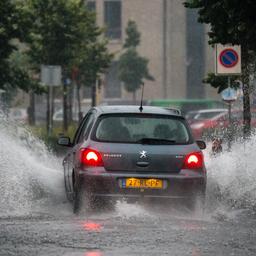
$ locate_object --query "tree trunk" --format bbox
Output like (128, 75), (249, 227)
(76, 82), (83, 123)
(46, 87), (50, 134)
(68, 85), (73, 123)
(242, 82), (251, 138)
(241, 47), (251, 138)
(28, 91), (35, 125)
(51, 87), (55, 127)
(91, 82), (96, 107)
(63, 83), (68, 132)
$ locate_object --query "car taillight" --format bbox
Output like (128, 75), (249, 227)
(80, 148), (103, 167)
(183, 152), (203, 169)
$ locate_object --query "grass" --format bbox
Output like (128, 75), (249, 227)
(29, 123), (78, 154)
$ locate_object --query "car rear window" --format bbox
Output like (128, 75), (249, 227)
(93, 114), (191, 144)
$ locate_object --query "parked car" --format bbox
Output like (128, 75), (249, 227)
(58, 105), (207, 214)
(190, 109), (254, 139)
(186, 108), (228, 125)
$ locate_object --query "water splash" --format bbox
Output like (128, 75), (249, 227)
(206, 136), (256, 211)
(0, 115), (65, 216)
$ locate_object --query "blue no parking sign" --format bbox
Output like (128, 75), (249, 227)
(215, 44), (241, 75)
(219, 49), (239, 68)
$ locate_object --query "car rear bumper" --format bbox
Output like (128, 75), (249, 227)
(78, 168), (206, 199)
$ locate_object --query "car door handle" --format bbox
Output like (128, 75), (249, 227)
(136, 161), (149, 167)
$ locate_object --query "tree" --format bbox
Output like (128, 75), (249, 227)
(123, 20), (140, 48)
(25, 0), (102, 65)
(75, 41), (113, 111)
(0, 0), (44, 118)
(0, 0), (22, 89)
(184, 0), (256, 137)
(0, 1), (32, 92)
(118, 20), (154, 101)
(9, 48), (46, 125)
(202, 73), (240, 93)
(24, 0), (112, 130)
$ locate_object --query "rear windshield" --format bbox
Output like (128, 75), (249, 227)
(93, 114), (191, 144)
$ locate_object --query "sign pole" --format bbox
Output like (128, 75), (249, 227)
(41, 65), (62, 137)
(227, 77), (232, 151)
(49, 85), (53, 136)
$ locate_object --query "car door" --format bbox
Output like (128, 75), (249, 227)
(63, 121), (85, 199)
(64, 111), (96, 197)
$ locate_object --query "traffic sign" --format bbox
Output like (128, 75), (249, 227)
(41, 65), (62, 86)
(215, 44), (241, 75)
(64, 78), (71, 85)
(219, 49), (238, 68)
(221, 87), (238, 102)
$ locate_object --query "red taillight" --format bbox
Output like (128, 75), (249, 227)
(80, 148), (103, 166)
(183, 152), (203, 169)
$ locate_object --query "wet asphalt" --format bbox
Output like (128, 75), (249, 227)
(1, 202), (256, 256)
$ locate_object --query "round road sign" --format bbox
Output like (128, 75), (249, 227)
(221, 87), (237, 102)
(219, 48), (239, 68)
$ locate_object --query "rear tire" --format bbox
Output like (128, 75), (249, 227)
(73, 179), (87, 214)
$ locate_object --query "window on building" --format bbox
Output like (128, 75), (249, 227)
(87, 1), (96, 12)
(104, 1), (122, 39)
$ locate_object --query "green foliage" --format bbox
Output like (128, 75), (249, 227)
(0, 0), (45, 98)
(0, 0), (29, 89)
(25, 0), (112, 88)
(0, 0), (112, 99)
(203, 73), (240, 93)
(119, 49), (154, 92)
(118, 21), (154, 96)
(0, 0), (23, 62)
(183, 0), (256, 51)
(124, 20), (140, 48)
(76, 39), (113, 87)
(9, 50), (46, 94)
(25, 0), (94, 65)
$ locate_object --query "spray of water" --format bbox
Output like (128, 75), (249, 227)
(0, 115), (65, 216)
(206, 137), (256, 212)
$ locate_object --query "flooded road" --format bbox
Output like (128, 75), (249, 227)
(1, 119), (256, 256)
(1, 205), (256, 256)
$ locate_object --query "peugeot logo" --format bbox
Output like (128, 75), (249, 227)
(139, 150), (147, 158)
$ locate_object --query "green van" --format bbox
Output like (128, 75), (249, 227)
(148, 99), (225, 115)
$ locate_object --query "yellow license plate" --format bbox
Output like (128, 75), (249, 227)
(125, 178), (163, 189)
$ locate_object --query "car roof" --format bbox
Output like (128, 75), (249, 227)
(189, 108), (227, 114)
(94, 105), (182, 116)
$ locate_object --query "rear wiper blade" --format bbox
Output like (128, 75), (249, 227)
(136, 138), (176, 145)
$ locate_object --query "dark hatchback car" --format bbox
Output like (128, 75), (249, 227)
(58, 106), (207, 213)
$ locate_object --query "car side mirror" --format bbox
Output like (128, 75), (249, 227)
(57, 136), (72, 147)
(196, 140), (206, 150)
